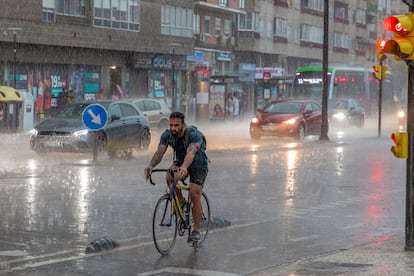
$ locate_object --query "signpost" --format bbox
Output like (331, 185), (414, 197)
(82, 104), (108, 161)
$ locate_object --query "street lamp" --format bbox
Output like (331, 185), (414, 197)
(7, 28), (22, 88)
(172, 47), (176, 111)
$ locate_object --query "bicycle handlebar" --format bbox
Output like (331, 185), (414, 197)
(147, 168), (188, 186)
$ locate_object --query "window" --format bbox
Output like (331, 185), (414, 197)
(215, 17), (221, 37)
(204, 16), (211, 34)
(94, 0), (140, 31)
(333, 32), (349, 49)
(239, 0), (245, 9)
(302, 0), (323, 12)
(56, 0), (86, 16)
(355, 8), (366, 25)
(224, 19), (231, 36)
(273, 17), (287, 37)
(300, 24), (323, 44)
(238, 12), (259, 31)
(334, 1), (348, 23)
(219, 0), (228, 6)
(194, 14), (200, 34)
(161, 5), (193, 37)
(42, 0), (55, 22)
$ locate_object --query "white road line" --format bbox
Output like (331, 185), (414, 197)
(227, 246), (266, 257)
(137, 267), (241, 276)
(288, 234), (320, 242)
(343, 223), (364, 230)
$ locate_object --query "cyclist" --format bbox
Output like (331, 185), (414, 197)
(144, 111), (209, 241)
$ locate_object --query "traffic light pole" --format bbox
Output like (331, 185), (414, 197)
(378, 60), (383, 138)
(406, 5), (414, 252)
(406, 59), (414, 250)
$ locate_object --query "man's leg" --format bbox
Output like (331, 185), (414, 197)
(190, 182), (202, 239)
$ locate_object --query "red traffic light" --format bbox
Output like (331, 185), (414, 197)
(384, 16), (410, 35)
(391, 132), (398, 144)
(383, 14), (414, 36)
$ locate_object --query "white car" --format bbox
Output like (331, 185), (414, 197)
(131, 99), (172, 130)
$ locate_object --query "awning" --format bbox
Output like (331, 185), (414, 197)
(0, 86), (23, 102)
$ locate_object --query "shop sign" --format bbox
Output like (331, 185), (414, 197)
(215, 52), (233, 61)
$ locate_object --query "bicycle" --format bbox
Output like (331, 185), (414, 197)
(148, 168), (211, 255)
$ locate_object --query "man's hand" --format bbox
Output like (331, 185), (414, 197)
(178, 167), (188, 180)
(144, 167), (152, 180)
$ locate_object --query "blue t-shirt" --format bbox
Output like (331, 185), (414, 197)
(160, 127), (208, 169)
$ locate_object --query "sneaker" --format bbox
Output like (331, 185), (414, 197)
(190, 230), (200, 241)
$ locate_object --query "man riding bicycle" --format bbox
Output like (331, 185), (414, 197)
(144, 111), (209, 241)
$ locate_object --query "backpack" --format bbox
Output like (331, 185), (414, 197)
(167, 125), (207, 150)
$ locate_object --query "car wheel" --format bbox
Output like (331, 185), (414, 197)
(297, 124), (305, 141)
(359, 116), (365, 128)
(95, 132), (107, 154)
(139, 129), (151, 150)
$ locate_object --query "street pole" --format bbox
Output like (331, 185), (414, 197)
(378, 59), (384, 138)
(320, 0), (329, 141)
(406, 4), (414, 252)
(7, 28), (22, 88)
(13, 31), (16, 88)
(172, 48), (176, 111)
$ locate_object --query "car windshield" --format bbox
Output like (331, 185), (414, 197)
(55, 103), (91, 119)
(55, 102), (111, 119)
(263, 102), (303, 114)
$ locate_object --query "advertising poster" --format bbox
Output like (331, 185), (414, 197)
(209, 84), (225, 120)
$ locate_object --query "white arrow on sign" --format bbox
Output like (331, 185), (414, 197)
(88, 109), (102, 125)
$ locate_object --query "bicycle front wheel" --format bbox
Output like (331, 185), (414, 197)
(152, 194), (178, 255)
(193, 191), (211, 247)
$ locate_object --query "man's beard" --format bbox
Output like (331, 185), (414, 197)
(171, 128), (182, 137)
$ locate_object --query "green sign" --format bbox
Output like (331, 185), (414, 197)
(215, 52), (233, 61)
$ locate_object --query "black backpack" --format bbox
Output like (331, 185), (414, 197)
(167, 125), (206, 150)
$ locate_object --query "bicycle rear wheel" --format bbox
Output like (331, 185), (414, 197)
(152, 194), (177, 255)
(190, 191), (211, 247)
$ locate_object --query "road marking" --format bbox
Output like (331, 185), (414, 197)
(227, 246), (266, 257)
(137, 267), (241, 276)
(343, 223), (364, 230)
(288, 234), (320, 242)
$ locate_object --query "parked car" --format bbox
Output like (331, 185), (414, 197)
(328, 98), (365, 128)
(29, 100), (151, 157)
(131, 98), (171, 130)
(250, 99), (324, 140)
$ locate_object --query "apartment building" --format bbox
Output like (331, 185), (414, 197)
(0, 0), (409, 122)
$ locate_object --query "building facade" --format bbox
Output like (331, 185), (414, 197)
(0, 0), (409, 124)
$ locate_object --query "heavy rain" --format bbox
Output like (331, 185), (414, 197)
(0, 0), (411, 275)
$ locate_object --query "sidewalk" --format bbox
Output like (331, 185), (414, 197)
(251, 234), (414, 275)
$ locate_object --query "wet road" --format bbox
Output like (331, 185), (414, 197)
(0, 117), (406, 275)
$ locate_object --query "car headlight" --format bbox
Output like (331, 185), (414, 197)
(29, 128), (38, 136)
(74, 129), (89, 137)
(284, 117), (298, 125)
(251, 117), (259, 124)
(398, 110), (405, 118)
(333, 112), (346, 121)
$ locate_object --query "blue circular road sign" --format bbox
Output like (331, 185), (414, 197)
(82, 104), (108, 131)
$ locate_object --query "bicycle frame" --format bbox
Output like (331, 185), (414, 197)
(150, 169), (191, 226)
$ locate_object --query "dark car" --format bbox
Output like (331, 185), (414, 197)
(249, 99), (324, 140)
(328, 99), (365, 128)
(30, 100), (151, 157)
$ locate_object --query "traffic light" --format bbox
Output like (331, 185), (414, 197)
(372, 65), (382, 80)
(391, 131), (408, 158)
(379, 14), (414, 60)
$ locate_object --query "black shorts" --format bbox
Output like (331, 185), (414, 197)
(188, 167), (208, 187)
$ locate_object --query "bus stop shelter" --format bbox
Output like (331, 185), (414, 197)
(0, 86), (23, 132)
